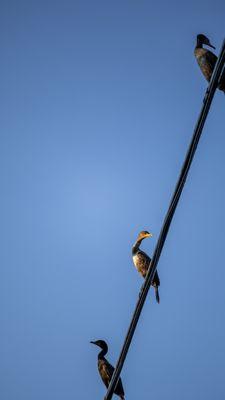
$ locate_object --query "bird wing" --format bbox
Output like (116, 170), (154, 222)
(200, 50), (217, 82)
(104, 360), (114, 381)
(98, 359), (125, 396)
(98, 359), (114, 387)
(139, 251), (160, 286)
(133, 250), (160, 287)
(104, 360), (125, 397)
(204, 50), (225, 92)
(204, 50), (217, 71)
(195, 48), (217, 82)
(135, 250), (151, 278)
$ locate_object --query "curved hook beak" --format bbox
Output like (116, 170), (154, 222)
(208, 42), (216, 49)
(146, 232), (153, 238)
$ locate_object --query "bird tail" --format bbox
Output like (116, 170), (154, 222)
(155, 286), (160, 303)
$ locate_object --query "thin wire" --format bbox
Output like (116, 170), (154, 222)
(104, 39), (225, 400)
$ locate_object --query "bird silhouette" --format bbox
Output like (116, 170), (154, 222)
(90, 340), (125, 399)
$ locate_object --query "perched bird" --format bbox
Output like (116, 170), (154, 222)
(132, 230), (160, 303)
(194, 33), (225, 92)
(90, 340), (125, 400)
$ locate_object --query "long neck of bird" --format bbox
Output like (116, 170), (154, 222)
(132, 238), (143, 255)
(98, 346), (108, 359)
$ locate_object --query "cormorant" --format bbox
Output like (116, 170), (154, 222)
(194, 34), (225, 92)
(132, 230), (160, 303)
(90, 340), (125, 399)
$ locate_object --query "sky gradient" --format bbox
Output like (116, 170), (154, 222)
(1, 1), (225, 399)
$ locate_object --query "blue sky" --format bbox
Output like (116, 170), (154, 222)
(1, 1), (225, 399)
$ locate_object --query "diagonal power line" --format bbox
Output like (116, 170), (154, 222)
(105, 39), (225, 400)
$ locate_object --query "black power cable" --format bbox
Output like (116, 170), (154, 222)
(105, 39), (225, 400)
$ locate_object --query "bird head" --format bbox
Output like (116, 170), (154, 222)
(197, 34), (215, 49)
(137, 230), (153, 241)
(90, 339), (108, 351)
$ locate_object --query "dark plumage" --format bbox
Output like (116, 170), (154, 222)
(194, 34), (225, 92)
(132, 230), (160, 303)
(90, 340), (125, 400)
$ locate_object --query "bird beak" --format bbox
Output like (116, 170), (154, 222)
(90, 341), (95, 344)
(146, 232), (153, 238)
(208, 42), (216, 49)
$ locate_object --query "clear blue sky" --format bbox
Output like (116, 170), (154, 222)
(1, 1), (225, 399)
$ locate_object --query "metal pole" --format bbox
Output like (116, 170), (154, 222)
(105, 39), (225, 400)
